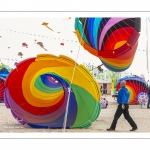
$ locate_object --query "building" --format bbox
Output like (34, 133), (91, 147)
(96, 79), (111, 95)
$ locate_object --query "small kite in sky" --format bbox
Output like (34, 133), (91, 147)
(42, 22), (53, 31)
(22, 43), (28, 48)
(14, 62), (18, 66)
(18, 52), (23, 58)
(73, 31), (76, 34)
(37, 42), (47, 51)
(89, 64), (103, 72)
(63, 17), (71, 21)
(34, 39), (37, 43)
(97, 64), (103, 73)
(60, 43), (64, 46)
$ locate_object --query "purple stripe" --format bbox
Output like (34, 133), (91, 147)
(0, 77), (6, 81)
(98, 18), (128, 50)
(47, 76), (58, 84)
(4, 87), (68, 124)
(4, 89), (10, 108)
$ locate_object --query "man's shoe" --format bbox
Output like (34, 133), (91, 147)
(107, 128), (115, 131)
(130, 127), (138, 131)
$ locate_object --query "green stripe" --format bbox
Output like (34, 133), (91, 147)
(34, 76), (63, 93)
(100, 59), (131, 70)
(75, 18), (89, 45)
(70, 85), (101, 128)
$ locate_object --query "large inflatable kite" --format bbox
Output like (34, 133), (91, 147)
(138, 92), (149, 105)
(116, 75), (148, 105)
(0, 68), (9, 78)
(100, 97), (108, 109)
(75, 17), (141, 72)
(4, 54), (101, 128)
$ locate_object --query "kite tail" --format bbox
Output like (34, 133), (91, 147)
(43, 47), (47, 51)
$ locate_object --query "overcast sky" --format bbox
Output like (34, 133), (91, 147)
(0, 17), (150, 80)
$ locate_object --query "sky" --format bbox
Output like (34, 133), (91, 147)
(0, 1), (150, 147)
(0, 17), (150, 80)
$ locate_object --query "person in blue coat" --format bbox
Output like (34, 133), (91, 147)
(107, 80), (138, 131)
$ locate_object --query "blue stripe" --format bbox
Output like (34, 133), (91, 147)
(93, 18), (102, 49)
(88, 18), (96, 49)
(40, 74), (62, 88)
(28, 74), (77, 128)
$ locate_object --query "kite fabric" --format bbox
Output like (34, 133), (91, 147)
(116, 75), (148, 105)
(138, 92), (149, 105)
(100, 97), (108, 108)
(4, 54), (101, 129)
(75, 17), (141, 72)
(0, 67), (10, 102)
(0, 77), (6, 102)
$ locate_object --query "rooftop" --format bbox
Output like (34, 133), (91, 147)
(96, 79), (111, 83)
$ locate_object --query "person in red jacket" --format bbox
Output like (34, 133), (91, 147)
(107, 80), (138, 131)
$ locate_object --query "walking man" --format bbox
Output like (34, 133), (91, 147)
(107, 80), (138, 131)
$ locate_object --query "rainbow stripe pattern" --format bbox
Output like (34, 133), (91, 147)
(4, 54), (101, 128)
(116, 75), (148, 105)
(75, 18), (141, 72)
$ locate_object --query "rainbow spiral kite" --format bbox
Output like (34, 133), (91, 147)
(75, 18), (141, 72)
(4, 54), (101, 128)
(116, 75), (148, 105)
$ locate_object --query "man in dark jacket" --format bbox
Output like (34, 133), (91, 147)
(107, 80), (138, 131)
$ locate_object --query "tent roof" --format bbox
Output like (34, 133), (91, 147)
(96, 79), (111, 84)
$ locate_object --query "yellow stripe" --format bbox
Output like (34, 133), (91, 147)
(22, 54), (100, 107)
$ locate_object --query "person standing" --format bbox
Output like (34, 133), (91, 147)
(113, 87), (118, 101)
(100, 85), (103, 96)
(107, 80), (138, 131)
(147, 84), (150, 109)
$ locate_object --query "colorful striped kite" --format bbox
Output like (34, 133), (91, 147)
(4, 54), (101, 129)
(75, 17), (141, 72)
(116, 75), (148, 105)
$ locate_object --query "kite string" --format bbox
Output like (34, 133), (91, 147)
(62, 18), (87, 132)
(146, 18), (149, 73)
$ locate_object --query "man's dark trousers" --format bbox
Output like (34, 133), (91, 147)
(110, 104), (137, 129)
